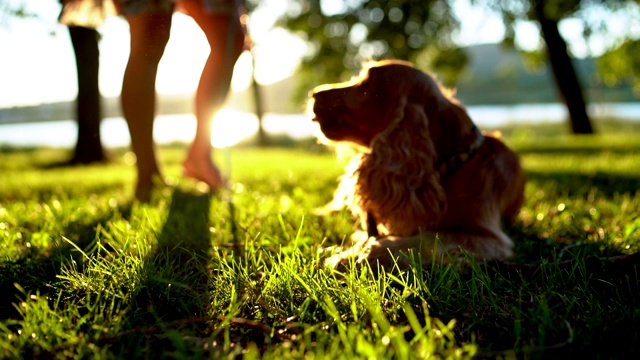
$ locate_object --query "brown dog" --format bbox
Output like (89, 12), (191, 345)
(310, 60), (525, 269)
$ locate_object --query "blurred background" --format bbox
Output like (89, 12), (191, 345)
(1, 0), (639, 153)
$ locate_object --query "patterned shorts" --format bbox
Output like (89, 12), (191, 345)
(117, 0), (240, 15)
(59, 0), (240, 28)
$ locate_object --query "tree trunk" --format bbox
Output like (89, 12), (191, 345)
(68, 26), (106, 164)
(534, 0), (594, 134)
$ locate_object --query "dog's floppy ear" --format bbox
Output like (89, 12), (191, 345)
(354, 96), (446, 236)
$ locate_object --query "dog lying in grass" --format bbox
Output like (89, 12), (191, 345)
(309, 60), (525, 270)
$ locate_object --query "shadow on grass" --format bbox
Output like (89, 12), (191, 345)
(136, 188), (212, 320)
(470, 166), (640, 357)
(0, 216), (114, 320)
(526, 170), (640, 198)
(503, 170), (640, 264)
(478, 168), (640, 355)
(0, 188), (217, 356)
(114, 189), (213, 354)
(515, 143), (640, 157)
(475, 248), (640, 357)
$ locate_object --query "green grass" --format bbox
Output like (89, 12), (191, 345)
(1, 120), (640, 358)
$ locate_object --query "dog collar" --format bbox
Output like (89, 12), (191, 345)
(436, 125), (485, 176)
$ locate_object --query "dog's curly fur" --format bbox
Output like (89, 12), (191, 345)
(310, 60), (525, 269)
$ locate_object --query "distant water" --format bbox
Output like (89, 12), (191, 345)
(1, 103), (639, 148)
(468, 102), (640, 126)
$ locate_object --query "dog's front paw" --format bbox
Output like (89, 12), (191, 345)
(362, 236), (427, 270)
(325, 234), (442, 272)
(324, 231), (376, 270)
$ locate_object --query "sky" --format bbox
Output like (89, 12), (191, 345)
(0, 0), (309, 107)
(0, 0), (620, 109)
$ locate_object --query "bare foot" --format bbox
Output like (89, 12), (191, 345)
(134, 174), (167, 202)
(182, 158), (226, 191)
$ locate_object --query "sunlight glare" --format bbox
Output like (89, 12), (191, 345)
(251, 28), (307, 85)
(156, 14), (209, 95)
(514, 21), (542, 52)
(231, 52), (254, 91)
(210, 109), (259, 148)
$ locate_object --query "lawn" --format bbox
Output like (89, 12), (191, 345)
(1, 120), (639, 358)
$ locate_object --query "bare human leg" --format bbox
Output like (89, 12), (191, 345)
(121, 12), (173, 201)
(178, 3), (246, 191)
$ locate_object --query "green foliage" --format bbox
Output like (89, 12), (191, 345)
(485, 0), (640, 71)
(598, 38), (640, 93)
(277, 0), (467, 100)
(1, 122), (640, 357)
(455, 43), (637, 104)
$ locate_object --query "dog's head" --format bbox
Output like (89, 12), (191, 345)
(309, 60), (482, 235)
(310, 60), (444, 147)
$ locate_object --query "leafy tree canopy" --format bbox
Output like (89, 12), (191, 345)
(483, 0), (640, 92)
(277, 0), (468, 99)
(277, 0), (640, 98)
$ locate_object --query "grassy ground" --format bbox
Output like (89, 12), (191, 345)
(1, 120), (639, 358)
